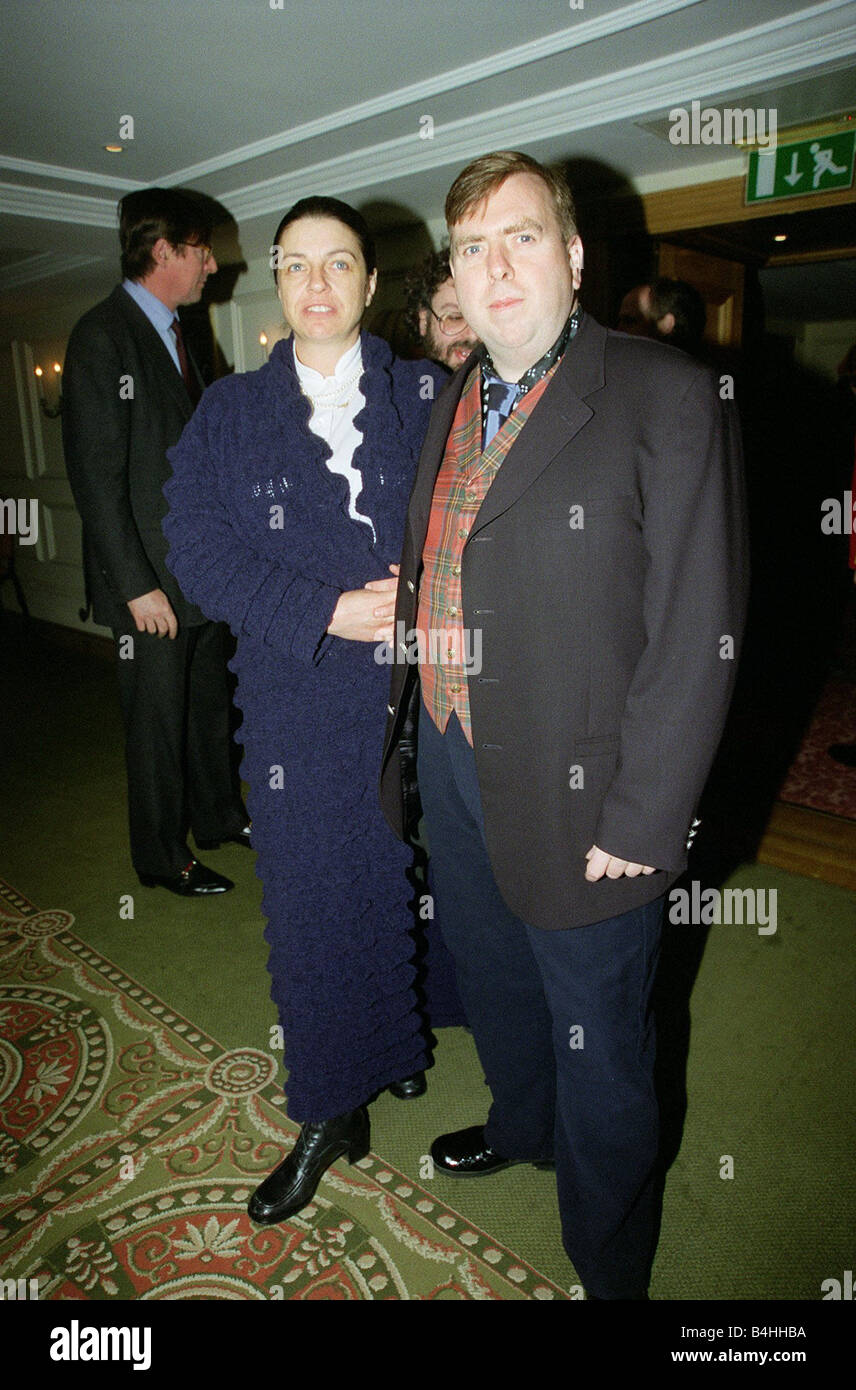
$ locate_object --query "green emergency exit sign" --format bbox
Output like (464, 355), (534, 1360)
(747, 130), (855, 204)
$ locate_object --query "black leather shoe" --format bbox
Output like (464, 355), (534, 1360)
(248, 1108), (370, 1224)
(195, 823), (253, 850)
(138, 858), (234, 896)
(388, 1071), (427, 1099)
(431, 1124), (554, 1177)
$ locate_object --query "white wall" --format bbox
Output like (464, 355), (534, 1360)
(0, 335), (109, 633)
(766, 317), (856, 383)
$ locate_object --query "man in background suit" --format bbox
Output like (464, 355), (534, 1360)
(63, 187), (249, 896)
(380, 151), (748, 1298)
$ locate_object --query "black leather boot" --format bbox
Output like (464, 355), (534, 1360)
(247, 1107), (370, 1225)
(388, 1071), (427, 1099)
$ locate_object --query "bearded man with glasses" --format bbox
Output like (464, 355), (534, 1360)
(404, 248), (478, 371)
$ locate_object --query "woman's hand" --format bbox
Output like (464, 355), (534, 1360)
(327, 567), (399, 643)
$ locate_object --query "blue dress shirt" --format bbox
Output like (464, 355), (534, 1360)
(122, 278), (182, 376)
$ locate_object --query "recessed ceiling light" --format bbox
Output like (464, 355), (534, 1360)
(104, 144), (123, 153)
(773, 233), (787, 242)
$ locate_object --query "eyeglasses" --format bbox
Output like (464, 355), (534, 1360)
(429, 308), (467, 336)
(178, 242), (213, 263)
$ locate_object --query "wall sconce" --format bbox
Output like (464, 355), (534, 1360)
(34, 362), (63, 417)
(259, 332), (270, 362)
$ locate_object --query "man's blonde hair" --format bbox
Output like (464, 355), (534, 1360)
(445, 151), (578, 242)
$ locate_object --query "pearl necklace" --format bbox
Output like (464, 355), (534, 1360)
(301, 365), (363, 412)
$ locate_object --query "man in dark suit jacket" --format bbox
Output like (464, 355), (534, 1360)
(380, 152), (748, 1299)
(62, 188), (248, 896)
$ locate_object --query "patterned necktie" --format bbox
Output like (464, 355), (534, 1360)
(482, 377), (519, 448)
(170, 316), (201, 406)
(479, 306), (581, 447)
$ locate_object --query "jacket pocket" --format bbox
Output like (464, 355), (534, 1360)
(573, 734), (620, 756)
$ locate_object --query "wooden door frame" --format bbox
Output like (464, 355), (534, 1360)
(639, 177), (855, 239)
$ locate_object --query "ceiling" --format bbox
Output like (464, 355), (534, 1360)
(1, 0), (854, 334)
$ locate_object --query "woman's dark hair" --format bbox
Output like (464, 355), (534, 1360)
(118, 187), (213, 281)
(271, 197), (376, 285)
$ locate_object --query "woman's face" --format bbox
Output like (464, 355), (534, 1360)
(275, 216), (376, 361)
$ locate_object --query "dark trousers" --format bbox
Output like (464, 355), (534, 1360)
(418, 707), (664, 1298)
(112, 618), (245, 878)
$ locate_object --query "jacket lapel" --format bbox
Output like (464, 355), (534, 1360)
(112, 285), (194, 419)
(471, 312), (606, 536)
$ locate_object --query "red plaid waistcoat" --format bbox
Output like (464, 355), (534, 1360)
(417, 362), (556, 744)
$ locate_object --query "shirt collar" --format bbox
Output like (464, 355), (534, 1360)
(293, 335), (362, 387)
(479, 303), (581, 398)
(122, 277), (176, 334)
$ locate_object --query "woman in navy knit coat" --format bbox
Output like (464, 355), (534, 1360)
(163, 198), (452, 1225)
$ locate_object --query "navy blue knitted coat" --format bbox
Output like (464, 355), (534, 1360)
(163, 332), (455, 1120)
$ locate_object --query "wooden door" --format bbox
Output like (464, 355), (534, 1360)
(657, 243), (745, 349)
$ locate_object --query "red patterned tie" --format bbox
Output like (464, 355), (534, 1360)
(171, 316), (201, 406)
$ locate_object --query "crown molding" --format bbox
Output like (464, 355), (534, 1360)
(0, 155), (143, 192)
(631, 155), (742, 193)
(0, 0), (852, 242)
(0, 251), (104, 293)
(219, 8), (856, 222)
(158, 0), (702, 186)
(0, 181), (117, 227)
(0, 0), (700, 210)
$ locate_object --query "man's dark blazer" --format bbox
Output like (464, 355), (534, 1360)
(62, 284), (204, 628)
(380, 311), (749, 931)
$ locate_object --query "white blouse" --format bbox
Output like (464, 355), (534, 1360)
(293, 338), (376, 541)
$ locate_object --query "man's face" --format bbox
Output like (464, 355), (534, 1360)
(158, 238), (217, 309)
(418, 277), (477, 369)
(449, 172), (582, 381)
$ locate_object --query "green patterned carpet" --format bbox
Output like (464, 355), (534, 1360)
(3, 624), (855, 1302)
(0, 879), (567, 1301)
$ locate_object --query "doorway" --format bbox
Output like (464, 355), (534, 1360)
(653, 204), (856, 885)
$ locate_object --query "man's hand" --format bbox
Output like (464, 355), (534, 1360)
(327, 566), (399, 643)
(585, 844), (657, 881)
(127, 588), (178, 639)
